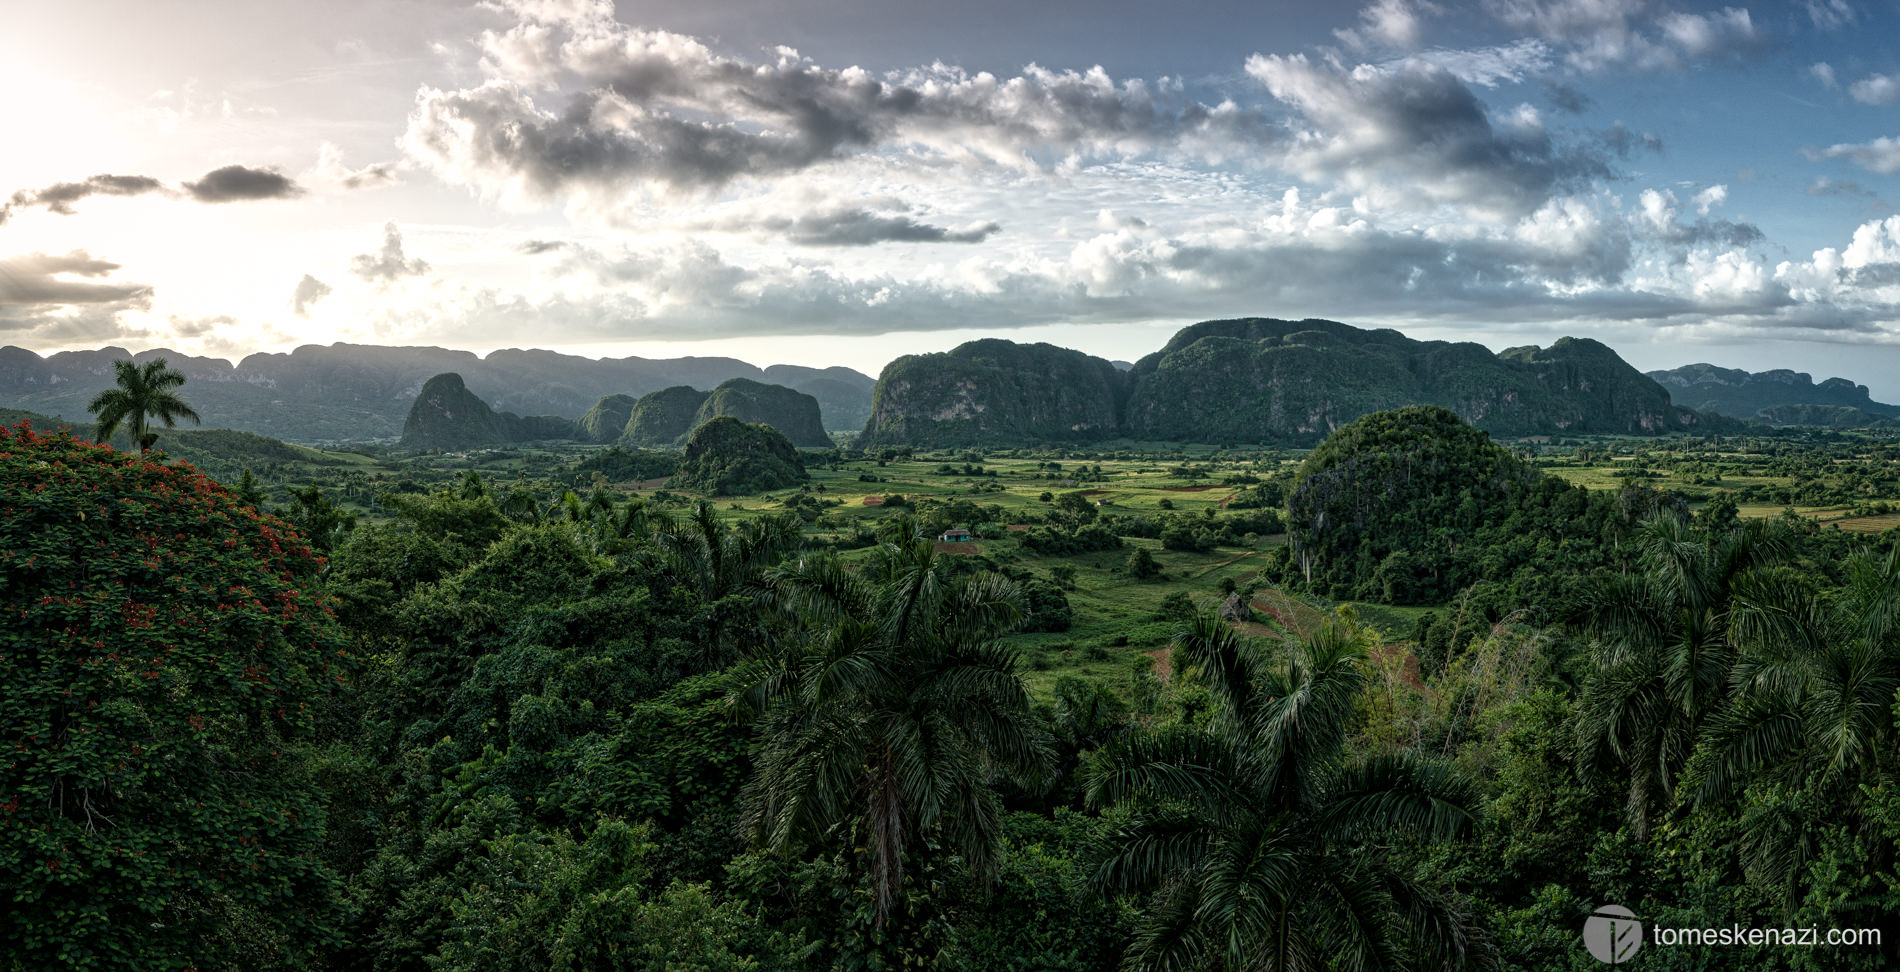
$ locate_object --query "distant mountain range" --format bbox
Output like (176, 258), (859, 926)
(8, 325), (1897, 450)
(0, 344), (875, 444)
(860, 318), (1728, 448)
(399, 374), (832, 451)
(1646, 364), (1900, 427)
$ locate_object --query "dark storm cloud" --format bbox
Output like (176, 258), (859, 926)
(291, 274), (333, 316)
(404, 23), (1282, 203)
(736, 209), (1001, 246)
(350, 223), (430, 284)
(183, 164), (304, 203)
(3, 165), (309, 223)
(2, 174), (168, 223)
(1246, 54), (1613, 216)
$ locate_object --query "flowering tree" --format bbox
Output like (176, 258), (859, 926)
(0, 422), (352, 969)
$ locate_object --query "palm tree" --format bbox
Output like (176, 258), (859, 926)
(655, 500), (801, 667)
(1572, 514), (1789, 837)
(1692, 545), (1900, 907)
(1084, 612), (1489, 971)
(736, 516), (1052, 928)
(86, 358), (201, 454)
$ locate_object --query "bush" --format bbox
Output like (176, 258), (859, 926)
(1125, 546), (1161, 580)
(0, 423), (353, 968)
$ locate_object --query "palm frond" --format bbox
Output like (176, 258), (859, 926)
(1321, 754), (1480, 844)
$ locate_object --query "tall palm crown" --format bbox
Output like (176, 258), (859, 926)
(1084, 612), (1489, 971)
(86, 358), (201, 454)
(1691, 543), (1900, 908)
(736, 516), (1051, 928)
(1572, 514), (1788, 837)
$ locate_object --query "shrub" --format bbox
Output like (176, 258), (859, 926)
(0, 423), (353, 968)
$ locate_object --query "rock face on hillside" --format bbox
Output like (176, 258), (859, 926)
(667, 416), (808, 495)
(859, 318), (1721, 448)
(621, 380), (829, 447)
(1647, 363), (1900, 425)
(399, 373), (575, 450)
(577, 394), (639, 443)
(857, 339), (1126, 448)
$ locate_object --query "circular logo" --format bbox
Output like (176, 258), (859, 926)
(1583, 905), (1644, 965)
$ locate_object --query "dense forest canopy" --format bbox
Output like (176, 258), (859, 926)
(4, 402), (1899, 970)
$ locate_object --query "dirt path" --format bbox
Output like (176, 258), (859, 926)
(1146, 646), (1172, 682)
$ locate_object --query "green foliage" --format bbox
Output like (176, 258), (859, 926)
(623, 381), (830, 448)
(694, 378), (831, 448)
(1286, 406), (1625, 613)
(400, 373), (575, 450)
(1124, 545), (1160, 579)
(858, 339), (1125, 448)
(86, 357), (201, 454)
(738, 528), (1053, 932)
(1084, 612), (1489, 969)
(1125, 318), (1711, 445)
(1650, 363), (1900, 424)
(668, 417), (808, 495)
(571, 445), (678, 485)
(0, 422), (351, 968)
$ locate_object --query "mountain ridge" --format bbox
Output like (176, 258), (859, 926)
(862, 317), (1727, 447)
(0, 343), (874, 444)
(1646, 363), (1900, 426)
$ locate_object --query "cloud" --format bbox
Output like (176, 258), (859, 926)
(1808, 137), (1900, 176)
(355, 180), (1881, 350)
(1545, 81), (1592, 113)
(1656, 7), (1764, 60)
(1, 174), (168, 224)
(1407, 39), (1552, 87)
(0, 251), (154, 340)
(1602, 121), (1663, 157)
(350, 222), (430, 283)
(1244, 54), (1610, 216)
(1335, 0), (1440, 51)
(1806, 177), (1878, 198)
(307, 143), (402, 192)
(1848, 73), (1900, 106)
(0, 251), (152, 306)
(1809, 62), (1837, 89)
(1804, 0), (1856, 30)
(697, 205), (1001, 246)
(1485, 0), (1674, 72)
(183, 164), (303, 203)
(291, 274), (333, 316)
(1635, 187), (1763, 248)
(518, 239), (571, 254)
(1485, 0), (1764, 72)
(402, 18), (1279, 211)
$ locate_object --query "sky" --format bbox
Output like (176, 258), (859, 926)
(4, 0), (1900, 395)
